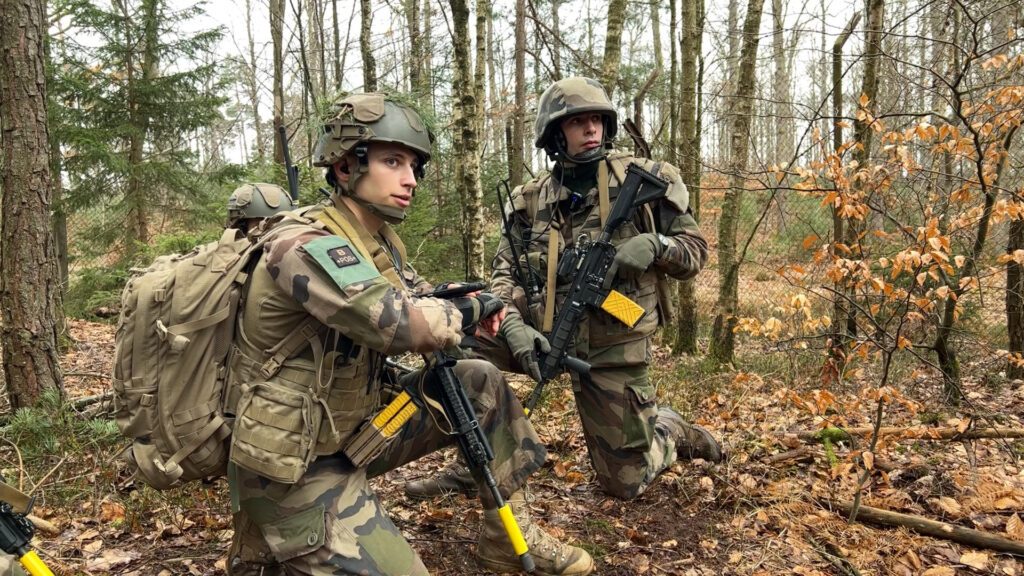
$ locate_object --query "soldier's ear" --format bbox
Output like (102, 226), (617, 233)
(332, 160), (351, 185)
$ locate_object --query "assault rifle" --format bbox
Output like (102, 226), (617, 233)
(0, 481), (54, 576)
(523, 163), (669, 414)
(496, 179), (541, 301)
(278, 125), (300, 201)
(344, 284), (535, 573)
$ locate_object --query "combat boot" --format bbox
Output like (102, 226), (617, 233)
(656, 407), (724, 463)
(404, 461), (478, 500)
(477, 489), (594, 575)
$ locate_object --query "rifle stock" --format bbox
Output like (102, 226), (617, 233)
(0, 483), (55, 576)
(524, 163), (669, 414)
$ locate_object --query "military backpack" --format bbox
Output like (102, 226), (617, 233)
(111, 225), (289, 489)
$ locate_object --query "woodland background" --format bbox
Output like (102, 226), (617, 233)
(0, 0), (1023, 574)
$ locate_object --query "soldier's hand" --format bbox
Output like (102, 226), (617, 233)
(453, 293), (505, 334)
(499, 314), (551, 383)
(607, 233), (663, 282)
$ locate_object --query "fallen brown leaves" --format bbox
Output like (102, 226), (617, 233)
(11, 321), (1024, 574)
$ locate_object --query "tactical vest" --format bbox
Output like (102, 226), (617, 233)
(226, 203), (413, 483)
(509, 152), (680, 347)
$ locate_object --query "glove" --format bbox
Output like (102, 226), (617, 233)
(608, 233), (663, 281)
(499, 314), (551, 383)
(452, 293), (505, 332)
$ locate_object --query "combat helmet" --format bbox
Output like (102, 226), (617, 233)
(226, 182), (296, 231)
(313, 93), (433, 224)
(534, 76), (618, 163)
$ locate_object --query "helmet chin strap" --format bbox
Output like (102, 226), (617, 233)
(333, 172), (409, 226)
(552, 128), (609, 166)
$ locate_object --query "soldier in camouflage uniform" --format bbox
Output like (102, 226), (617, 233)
(406, 77), (723, 502)
(226, 182), (297, 234)
(226, 93), (593, 575)
(0, 553), (26, 576)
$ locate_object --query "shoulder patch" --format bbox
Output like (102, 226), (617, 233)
(303, 235), (381, 289)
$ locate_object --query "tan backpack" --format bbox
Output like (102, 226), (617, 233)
(111, 227), (280, 489)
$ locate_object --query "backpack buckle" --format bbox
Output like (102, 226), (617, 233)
(260, 357), (283, 379)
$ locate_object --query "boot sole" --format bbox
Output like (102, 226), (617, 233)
(476, 554), (595, 576)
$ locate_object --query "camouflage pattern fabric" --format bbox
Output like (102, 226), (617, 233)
(485, 151), (709, 499)
(228, 359), (545, 574)
(243, 205), (462, 359)
(0, 554), (27, 576)
(534, 77), (619, 148)
(228, 202), (546, 573)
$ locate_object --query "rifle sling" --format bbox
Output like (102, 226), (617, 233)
(543, 220), (560, 333)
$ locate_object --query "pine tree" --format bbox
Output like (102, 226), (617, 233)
(51, 0), (227, 259)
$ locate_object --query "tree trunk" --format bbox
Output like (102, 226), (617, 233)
(770, 0), (793, 164)
(332, 0), (341, 91)
(449, 0), (484, 280)
(669, 0), (678, 167)
(673, 0), (702, 355)
(293, 0), (314, 158)
(474, 0), (486, 140)
(601, 0), (627, 94)
(271, 0), (285, 164)
(405, 0), (422, 98)
(720, 0), (740, 165)
(0, 0), (65, 408)
(510, 0), (526, 186)
(245, 0), (265, 161)
(422, 0), (433, 113)
(486, 8), (502, 159)
(549, 0), (562, 78)
(125, 0), (159, 249)
(359, 0), (376, 91)
(305, 0), (324, 99)
(44, 31), (68, 293)
(826, 12), (861, 380)
(1008, 217), (1024, 379)
(710, 0), (765, 366)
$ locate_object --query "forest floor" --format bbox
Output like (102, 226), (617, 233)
(4, 318), (1024, 575)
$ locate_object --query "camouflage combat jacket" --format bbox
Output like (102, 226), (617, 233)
(492, 151), (709, 350)
(228, 203), (464, 462)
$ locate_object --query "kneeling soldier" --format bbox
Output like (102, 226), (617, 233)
(225, 93), (594, 576)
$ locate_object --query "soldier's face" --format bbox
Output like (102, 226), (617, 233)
(343, 142), (420, 209)
(560, 113), (604, 157)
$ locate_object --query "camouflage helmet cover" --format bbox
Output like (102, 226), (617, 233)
(534, 76), (619, 151)
(227, 183), (296, 226)
(312, 93), (433, 169)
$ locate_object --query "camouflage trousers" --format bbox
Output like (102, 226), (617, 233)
(0, 553), (27, 576)
(468, 330), (676, 500)
(227, 358), (546, 575)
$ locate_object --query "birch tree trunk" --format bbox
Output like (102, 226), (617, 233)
(360, 0), (376, 91)
(710, 0), (766, 365)
(474, 0), (486, 140)
(450, 0), (484, 279)
(601, 0), (628, 94)
(674, 0), (703, 355)
(0, 0), (65, 408)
